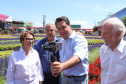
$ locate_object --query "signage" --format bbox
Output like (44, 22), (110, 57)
(4, 23), (8, 29)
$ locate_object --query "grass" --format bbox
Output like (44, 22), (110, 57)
(88, 47), (100, 63)
(0, 77), (6, 84)
(0, 51), (11, 84)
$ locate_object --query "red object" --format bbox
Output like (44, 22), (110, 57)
(0, 14), (9, 21)
(88, 55), (101, 84)
(13, 27), (45, 29)
(12, 30), (14, 32)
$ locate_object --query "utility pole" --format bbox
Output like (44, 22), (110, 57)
(94, 19), (96, 26)
(43, 15), (46, 27)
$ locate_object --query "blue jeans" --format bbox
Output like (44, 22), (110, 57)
(62, 75), (88, 84)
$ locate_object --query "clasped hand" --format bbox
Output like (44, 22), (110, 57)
(51, 61), (63, 77)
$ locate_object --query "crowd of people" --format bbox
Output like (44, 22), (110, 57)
(5, 16), (126, 84)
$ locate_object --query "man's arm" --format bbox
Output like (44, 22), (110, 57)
(76, 31), (82, 35)
(51, 55), (81, 74)
(51, 35), (88, 74)
(14, 46), (20, 51)
(39, 81), (43, 84)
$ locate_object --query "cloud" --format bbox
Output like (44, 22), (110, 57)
(78, 3), (110, 12)
(93, 5), (110, 12)
(71, 21), (92, 29)
(33, 20), (93, 29)
(34, 22), (43, 27)
(110, 4), (125, 9)
(33, 19), (54, 27)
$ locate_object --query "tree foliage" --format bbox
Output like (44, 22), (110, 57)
(123, 16), (126, 27)
(93, 26), (98, 32)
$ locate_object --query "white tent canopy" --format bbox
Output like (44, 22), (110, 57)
(5, 16), (13, 22)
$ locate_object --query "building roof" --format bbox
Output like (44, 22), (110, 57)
(23, 21), (32, 27)
(0, 14), (9, 21)
(12, 21), (24, 24)
(71, 25), (81, 28)
(98, 7), (126, 26)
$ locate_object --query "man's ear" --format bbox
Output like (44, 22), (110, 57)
(116, 31), (121, 38)
(69, 24), (71, 27)
(54, 30), (57, 33)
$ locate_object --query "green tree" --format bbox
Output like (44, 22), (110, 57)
(123, 16), (126, 27)
(93, 26), (98, 32)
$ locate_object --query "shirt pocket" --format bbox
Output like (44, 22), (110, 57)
(41, 53), (51, 63)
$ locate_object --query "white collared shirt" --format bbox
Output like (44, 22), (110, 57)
(100, 40), (126, 84)
(6, 46), (44, 84)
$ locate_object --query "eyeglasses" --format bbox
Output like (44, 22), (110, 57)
(25, 38), (35, 41)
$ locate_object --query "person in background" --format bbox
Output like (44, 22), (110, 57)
(33, 23), (61, 84)
(100, 17), (126, 84)
(51, 16), (89, 84)
(6, 30), (44, 84)
(12, 29), (14, 35)
(0, 28), (1, 32)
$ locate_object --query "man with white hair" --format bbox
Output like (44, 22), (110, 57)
(100, 17), (126, 84)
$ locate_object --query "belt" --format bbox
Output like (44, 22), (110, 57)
(66, 75), (85, 78)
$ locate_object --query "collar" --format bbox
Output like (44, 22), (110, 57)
(20, 46), (34, 53)
(20, 46), (24, 53)
(45, 36), (59, 42)
(105, 39), (125, 53)
(69, 31), (76, 39)
(116, 39), (125, 53)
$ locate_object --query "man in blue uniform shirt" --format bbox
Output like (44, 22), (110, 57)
(33, 23), (61, 84)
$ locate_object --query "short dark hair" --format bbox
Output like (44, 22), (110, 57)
(55, 16), (70, 27)
(20, 30), (34, 43)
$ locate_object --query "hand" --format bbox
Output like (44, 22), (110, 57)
(51, 62), (63, 75)
(39, 81), (43, 84)
(14, 46), (20, 51)
(76, 31), (82, 35)
(52, 73), (59, 77)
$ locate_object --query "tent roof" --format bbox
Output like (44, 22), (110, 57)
(0, 14), (9, 21)
(0, 14), (13, 22)
(5, 16), (13, 22)
(22, 21), (32, 26)
(12, 21), (24, 24)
